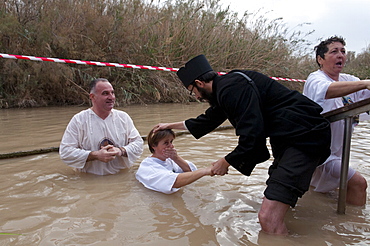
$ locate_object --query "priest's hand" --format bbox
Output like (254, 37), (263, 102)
(211, 157), (230, 176)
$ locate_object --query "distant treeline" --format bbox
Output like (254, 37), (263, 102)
(0, 0), (369, 108)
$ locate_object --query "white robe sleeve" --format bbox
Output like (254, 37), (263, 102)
(303, 70), (332, 109)
(120, 113), (144, 168)
(59, 115), (90, 169)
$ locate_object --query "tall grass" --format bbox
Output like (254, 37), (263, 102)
(345, 48), (370, 79)
(0, 0), (368, 108)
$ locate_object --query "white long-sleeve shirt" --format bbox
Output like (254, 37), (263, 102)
(303, 70), (370, 163)
(136, 157), (197, 194)
(59, 108), (143, 175)
(303, 70), (370, 192)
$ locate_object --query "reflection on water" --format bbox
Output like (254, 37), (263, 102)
(0, 103), (369, 245)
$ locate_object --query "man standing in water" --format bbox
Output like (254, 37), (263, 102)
(303, 36), (369, 206)
(153, 55), (331, 235)
(60, 78), (143, 175)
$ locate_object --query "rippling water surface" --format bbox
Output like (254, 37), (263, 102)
(0, 103), (369, 245)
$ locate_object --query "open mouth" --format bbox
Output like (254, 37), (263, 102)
(336, 61), (343, 66)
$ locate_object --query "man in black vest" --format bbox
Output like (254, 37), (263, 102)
(153, 55), (331, 235)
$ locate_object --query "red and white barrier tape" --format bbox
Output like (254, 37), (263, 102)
(0, 53), (306, 82)
(271, 77), (306, 82)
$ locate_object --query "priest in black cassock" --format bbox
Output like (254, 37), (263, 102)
(153, 54), (331, 235)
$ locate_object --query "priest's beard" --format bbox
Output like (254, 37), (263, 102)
(197, 86), (217, 107)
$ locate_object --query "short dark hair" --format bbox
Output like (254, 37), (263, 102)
(147, 129), (176, 153)
(314, 36), (346, 67)
(89, 78), (109, 93)
(189, 70), (219, 94)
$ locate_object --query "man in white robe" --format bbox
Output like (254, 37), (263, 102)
(303, 36), (370, 205)
(60, 78), (143, 175)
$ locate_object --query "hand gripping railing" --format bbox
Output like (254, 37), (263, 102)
(322, 97), (370, 214)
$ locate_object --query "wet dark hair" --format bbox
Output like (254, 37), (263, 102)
(147, 129), (176, 153)
(314, 36), (346, 67)
(89, 78), (109, 93)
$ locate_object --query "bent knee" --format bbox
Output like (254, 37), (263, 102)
(258, 209), (269, 224)
(348, 172), (367, 191)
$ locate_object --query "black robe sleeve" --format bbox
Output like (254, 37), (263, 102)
(185, 105), (227, 139)
(217, 73), (270, 175)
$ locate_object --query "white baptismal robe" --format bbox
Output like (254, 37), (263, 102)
(303, 70), (370, 192)
(60, 108), (143, 175)
(136, 157), (197, 194)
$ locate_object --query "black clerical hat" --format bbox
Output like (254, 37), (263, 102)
(177, 55), (213, 87)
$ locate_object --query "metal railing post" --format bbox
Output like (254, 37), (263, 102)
(337, 117), (353, 214)
(322, 98), (370, 213)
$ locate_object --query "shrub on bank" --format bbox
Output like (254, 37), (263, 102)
(0, 0), (368, 108)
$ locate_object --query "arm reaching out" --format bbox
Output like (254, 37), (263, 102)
(153, 122), (186, 132)
(326, 80), (370, 99)
(173, 165), (214, 188)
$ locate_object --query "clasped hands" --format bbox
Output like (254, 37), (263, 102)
(96, 144), (124, 163)
(198, 158), (230, 177)
(211, 157), (230, 176)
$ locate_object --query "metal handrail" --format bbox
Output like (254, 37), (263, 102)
(322, 97), (370, 214)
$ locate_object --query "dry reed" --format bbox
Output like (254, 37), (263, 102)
(0, 0), (368, 108)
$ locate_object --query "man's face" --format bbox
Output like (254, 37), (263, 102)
(319, 41), (347, 77)
(188, 83), (217, 106)
(91, 81), (115, 112)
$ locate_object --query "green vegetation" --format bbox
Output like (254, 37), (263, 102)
(0, 0), (369, 108)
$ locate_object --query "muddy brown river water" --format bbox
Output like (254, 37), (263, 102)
(0, 103), (369, 245)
